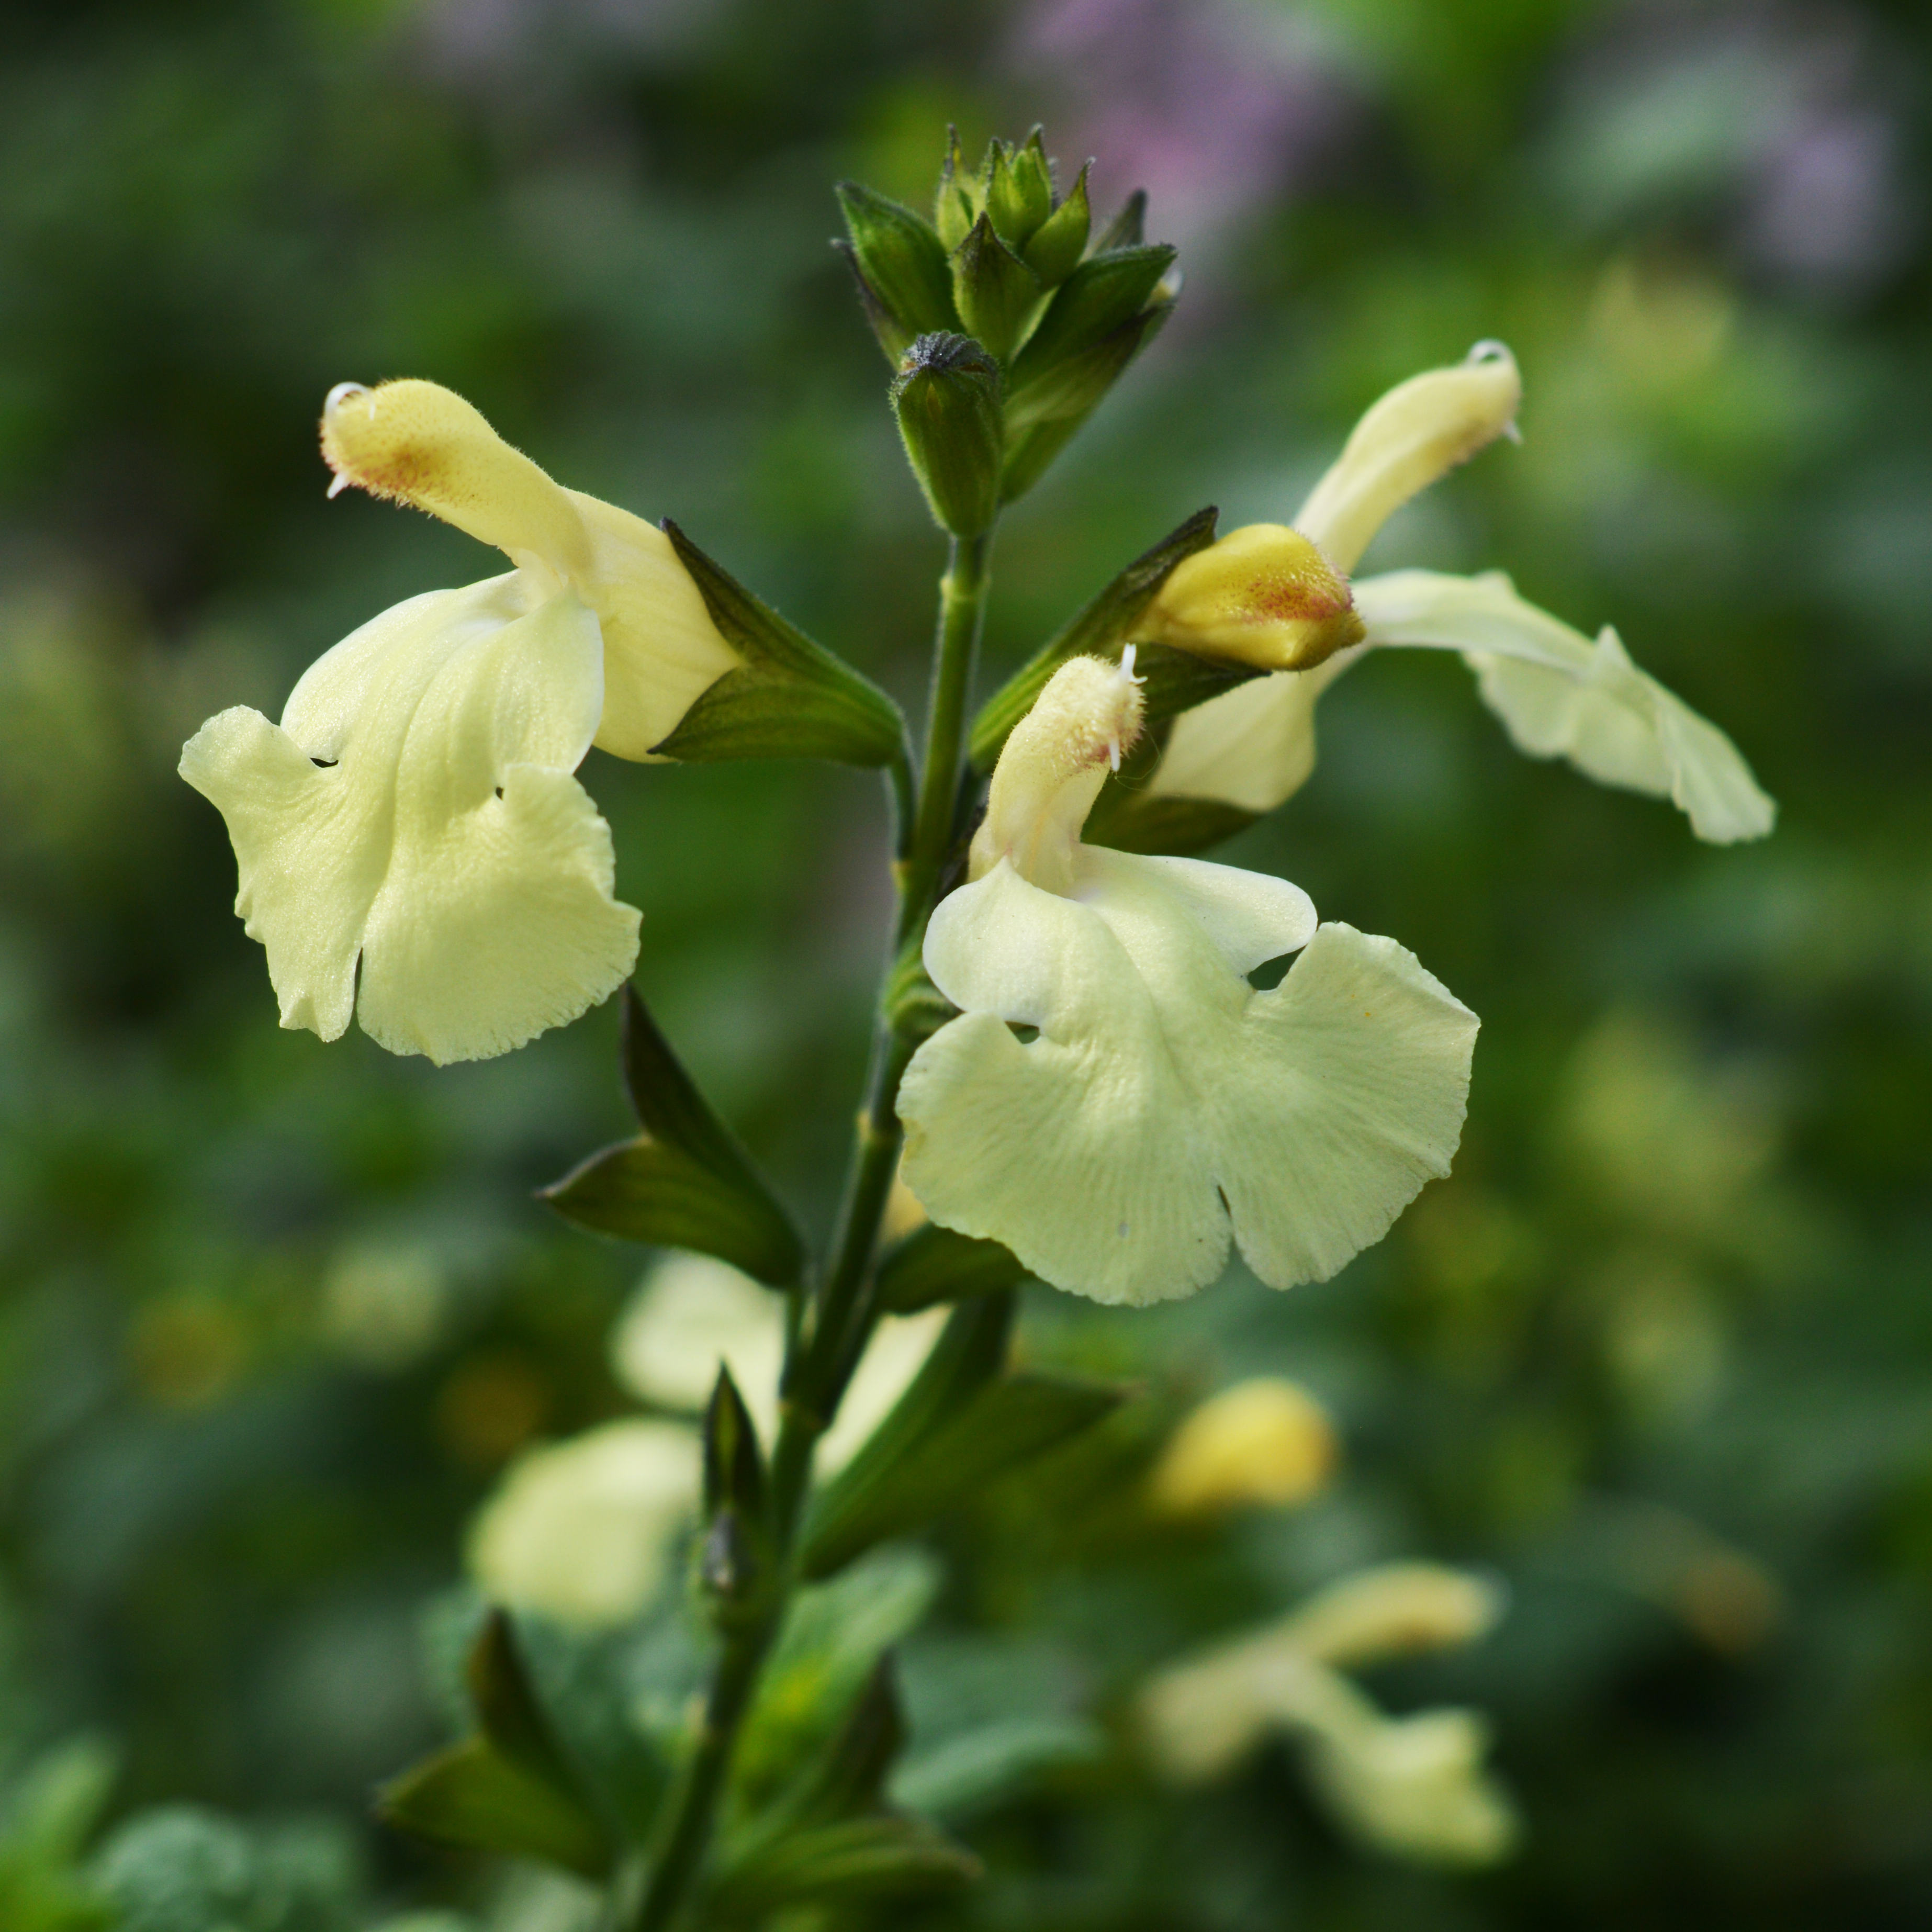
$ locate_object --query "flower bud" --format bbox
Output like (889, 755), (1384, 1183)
(1295, 342), (1523, 572)
(321, 379), (592, 581)
(1142, 524), (1366, 671)
(1022, 161), (1091, 288)
(1148, 1377), (1339, 1518)
(1277, 1563), (1507, 1668)
(985, 131), (1054, 251)
(950, 213), (1044, 364)
(971, 651), (1145, 894)
(891, 333), (1005, 537)
(835, 182), (960, 365)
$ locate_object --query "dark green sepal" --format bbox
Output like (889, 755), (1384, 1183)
(835, 182), (959, 364)
(1083, 785), (1262, 856)
(969, 506), (1220, 770)
(890, 333), (1005, 537)
(648, 521), (906, 769)
(1133, 640), (1265, 727)
(1092, 187), (1148, 251)
(703, 1364), (767, 1522)
(985, 131), (1053, 250)
(542, 987), (806, 1288)
(873, 1223), (1028, 1314)
(1007, 243), (1176, 391)
(1021, 159), (1092, 287)
(376, 1737), (613, 1879)
(950, 214), (1043, 364)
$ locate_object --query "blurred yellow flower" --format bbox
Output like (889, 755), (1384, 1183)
(898, 654), (1478, 1306)
(1147, 343), (1774, 841)
(179, 380), (740, 1064)
(610, 1252), (948, 1474)
(1140, 1561), (1517, 1868)
(467, 1418), (702, 1630)
(1147, 1377), (1339, 1518)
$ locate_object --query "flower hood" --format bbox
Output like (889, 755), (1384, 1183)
(179, 380), (740, 1063)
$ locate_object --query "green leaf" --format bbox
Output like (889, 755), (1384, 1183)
(777, 1656), (907, 1829)
(873, 1223), (1027, 1314)
(542, 987), (805, 1287)
(465, 1612), (589, 1809)
(969, 507), (1220, 770)
(709, 1814), (981, 1916)
(650, 522), (907, 770)
(376, 1737), (613, 1879)
(891, 1713), (1103, 1819)
(1132, 639), (1265, 726)
(733, 1548), (940, 1809)
(950, 213), (1043, 364)
(802, 1369), (1128, 1578)
(834, 182), (959, 363)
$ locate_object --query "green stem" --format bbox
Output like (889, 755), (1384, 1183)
(901, 530), (994, 939)
(621, 524), (995, 1932)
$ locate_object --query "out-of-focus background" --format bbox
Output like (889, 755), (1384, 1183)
(2, 0), (1929, 1924)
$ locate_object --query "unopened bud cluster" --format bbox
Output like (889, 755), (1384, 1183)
(841, 126), (1178, 523)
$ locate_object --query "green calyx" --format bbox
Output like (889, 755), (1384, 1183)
(845, 128), (1180, 514)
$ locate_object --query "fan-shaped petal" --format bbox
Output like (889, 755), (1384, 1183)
(1355, 568), (1776, 843)
(179, 577), (640, 1063)
(900, 858), (1476, 1306)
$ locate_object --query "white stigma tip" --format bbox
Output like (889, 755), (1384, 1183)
(1502, 419), (1523, 444)
(324, 380), (370, 415)
(325, 473), (349, 499)
(1465, 339), (1511, 365)
(1118, 643), (1144, 684)
(1108, 739), (1121, 773)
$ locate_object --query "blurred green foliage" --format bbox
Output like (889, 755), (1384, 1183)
(1, 0), (1929, 1924)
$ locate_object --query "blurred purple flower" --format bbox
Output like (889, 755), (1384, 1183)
(1012, 0), (1348, 255)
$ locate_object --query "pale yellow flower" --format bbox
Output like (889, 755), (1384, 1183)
(466, 1418), (702, 1630)
(897, 654), (1478, 1307)
(1140, 1562), (1518, 1868)
(610, 1252), (948, 1474)
(1147, 343), (1774, 841)
(179, 380), (739, 1063)
(1147, 1377), (1339, 1518)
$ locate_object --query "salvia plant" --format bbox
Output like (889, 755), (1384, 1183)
(175, 128), (1774, 1929)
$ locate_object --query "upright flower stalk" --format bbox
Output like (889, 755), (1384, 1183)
(175, 127), (1777, 1928)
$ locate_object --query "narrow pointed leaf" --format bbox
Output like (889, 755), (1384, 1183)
(785, 1656), (907, 1826)
(465, 1612), (587, 1806)
(710, 1815), (981, 1915)
(704, 1365), (766, 1520)
(542, 987), (805, 1287)
(376, 1738), (613, 1879)
(803, 1370), (1128, 1578)
(652, 522), (907, 769)
(874, 1223), (1028, 1313)
(970, 507), (1220, 768)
